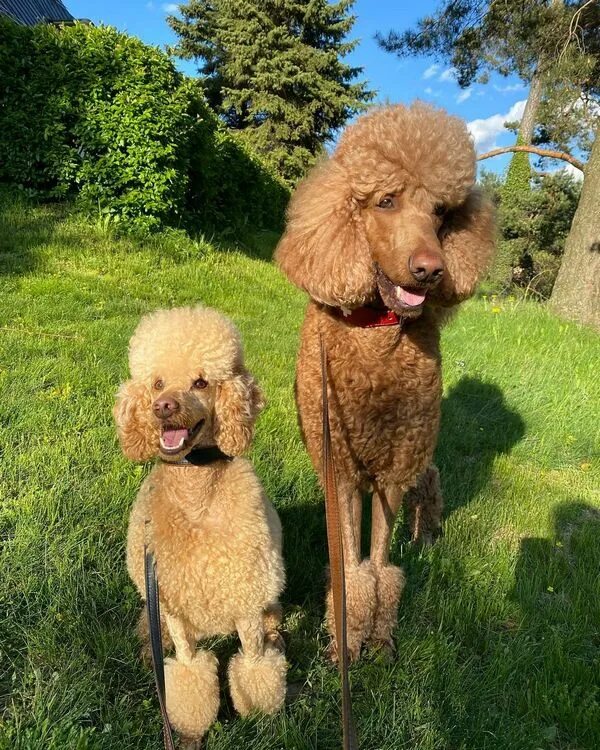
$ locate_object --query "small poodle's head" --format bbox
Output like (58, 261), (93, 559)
(276, 102), (496, 318)
(113, 306), (264, 462)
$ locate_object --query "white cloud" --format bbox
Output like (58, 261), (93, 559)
(467, 100), (527, 152)
(456, 89), (472, 104)
(493, 83), (526, 93)
(162, 3), (178, 11)
(424, 86), (441, 98)
(556, 163), (584, 182)
(423, 64), (439, 80)
(439, 67), (456, 82)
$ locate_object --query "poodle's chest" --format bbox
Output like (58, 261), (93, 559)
(330, 327), (442, 416)
(297, 315), (443, 476)
(148, 496), (266, 634)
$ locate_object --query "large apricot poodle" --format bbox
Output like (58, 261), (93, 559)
(276, 102), (495, 661)
(114, 306), (286, 741)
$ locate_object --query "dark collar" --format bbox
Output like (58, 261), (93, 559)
(328, 305), (402, 328)
(160, 446), (233, 467)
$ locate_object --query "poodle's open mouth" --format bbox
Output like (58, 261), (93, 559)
(376, 266), (427, 315)
(159, 419), (205, 455)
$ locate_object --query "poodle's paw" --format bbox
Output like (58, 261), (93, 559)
(369, 564), (406, 647)
(326, 560), (377, 662)
(164, 650), (219, 740)
(228, 646), (287, 717)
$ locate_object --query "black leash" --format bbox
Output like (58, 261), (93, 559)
(144, 540), (176, 750)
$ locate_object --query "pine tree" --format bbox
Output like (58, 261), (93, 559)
(376, 1), (598, 159)
(168, 0), (373, 184)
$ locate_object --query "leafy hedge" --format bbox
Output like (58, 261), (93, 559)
(0, 21), (288, 233)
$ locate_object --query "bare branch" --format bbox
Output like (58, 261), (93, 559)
(558, 0), (595, 63)
(477, 145), (585, 171)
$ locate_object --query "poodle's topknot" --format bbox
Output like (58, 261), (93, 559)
(335, 101), (476, 206)
(128, 305), (243, 384)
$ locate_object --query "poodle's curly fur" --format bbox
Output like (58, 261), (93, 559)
(275, 102), (496, 660)
(114, 306), (287, 741)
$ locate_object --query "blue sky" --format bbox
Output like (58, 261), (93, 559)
(67, 0), (532, 174)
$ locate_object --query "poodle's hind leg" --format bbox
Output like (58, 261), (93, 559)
(263, 602), (285, 652)
(325, 484), (377, 663)
(228, 613), (287, 717)
(136, 607), (174, 665)
(405, 464), (444, 546)
(368, 483), (406, 657)
(163, 613), (219, 741)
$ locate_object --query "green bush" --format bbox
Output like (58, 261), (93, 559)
(0, 20), (288, 233)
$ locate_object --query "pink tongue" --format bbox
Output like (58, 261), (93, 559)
(398, 287), (426, 307)
(161, 428), (188, 448)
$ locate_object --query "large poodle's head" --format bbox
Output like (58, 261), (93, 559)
(275, 102), (495, 318)
(113, 306), (264, 462)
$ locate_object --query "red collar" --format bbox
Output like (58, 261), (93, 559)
(330, 305), (401, 328)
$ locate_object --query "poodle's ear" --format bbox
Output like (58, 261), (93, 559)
(113, 380), (157, 462)
(438, 188), (496, 304)
(214, 371), (265, 456)
(275, 160), (374, 307)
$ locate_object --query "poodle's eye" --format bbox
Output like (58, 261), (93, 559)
(153, 378), (164, 391)
(377, 195), (396, 209)
(192, 377), (208, 390)
(434, 203), (447, 217)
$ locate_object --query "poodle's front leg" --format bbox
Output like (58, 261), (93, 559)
(165, 613), (195, 664)
(162, 613), (219, 741)
(228, 614), (287, 716)
(369, 483), (406, 656)
(325, 484), (376, 662)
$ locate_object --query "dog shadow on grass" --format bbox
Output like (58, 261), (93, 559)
(504, 502), (600, 743)
(511, 501), (600, 629)
(435, 375), (526, 516)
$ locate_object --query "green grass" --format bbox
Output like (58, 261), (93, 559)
(0, 187), (599, 750)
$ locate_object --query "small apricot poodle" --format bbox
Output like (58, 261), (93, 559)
(276, 102), (496, 661)
(114, 306), (286, 741)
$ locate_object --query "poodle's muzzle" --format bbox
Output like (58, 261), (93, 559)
(375, 250), (445, 317)
(153, 394), (207, 456)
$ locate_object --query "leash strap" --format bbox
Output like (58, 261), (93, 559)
(144, 539), (176, 750)
(320, 336), (359, 750)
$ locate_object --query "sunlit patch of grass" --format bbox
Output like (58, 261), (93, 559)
(0, 188), (598, 749)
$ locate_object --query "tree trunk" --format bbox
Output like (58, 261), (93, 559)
(549, 128), (600, 329)
(519, 70), (543, 143)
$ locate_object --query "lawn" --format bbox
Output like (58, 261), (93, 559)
(0, 188), (598, 750)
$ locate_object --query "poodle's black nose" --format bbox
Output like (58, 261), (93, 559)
(409, 250), (445, 285)
(153, 396), (180, 419)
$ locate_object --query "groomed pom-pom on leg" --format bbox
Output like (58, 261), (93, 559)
(164, 649), (219, 740)
(229, 615), (287, 716)
(325, 559), (377, 662)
